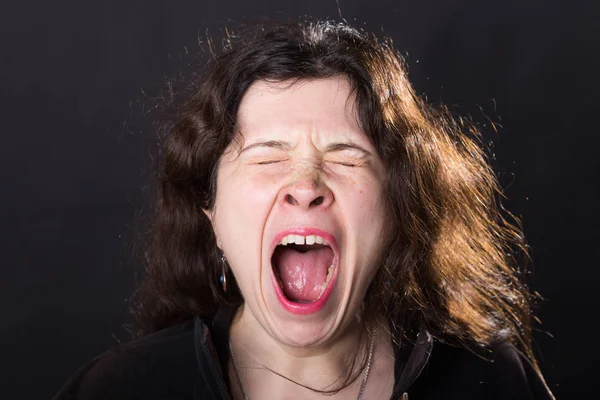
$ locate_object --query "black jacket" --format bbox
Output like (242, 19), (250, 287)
(54, 310), (554, 400)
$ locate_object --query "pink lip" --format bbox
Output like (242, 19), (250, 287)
(269, 228), (339, 315)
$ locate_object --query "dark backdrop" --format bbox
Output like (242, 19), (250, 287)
(2, 0), (598, 398)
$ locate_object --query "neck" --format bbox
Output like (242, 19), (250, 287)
(228, 304), (383, 398)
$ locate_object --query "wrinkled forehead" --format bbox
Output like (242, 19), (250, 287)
(232, 77), (365, 148)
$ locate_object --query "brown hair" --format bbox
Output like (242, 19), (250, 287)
(130, 20), (538, 368)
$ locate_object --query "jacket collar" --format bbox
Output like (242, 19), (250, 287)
(392, 323), (433, 396)
(195, 308), (434, 399)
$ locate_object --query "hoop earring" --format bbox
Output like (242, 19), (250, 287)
(219, 253), (227, 292)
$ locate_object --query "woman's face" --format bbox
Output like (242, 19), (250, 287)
(208, 77), (387, 347)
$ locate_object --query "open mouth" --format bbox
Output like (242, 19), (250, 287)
(271, 232), (337, 306)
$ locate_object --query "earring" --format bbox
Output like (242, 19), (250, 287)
(219, 253), (227, 292)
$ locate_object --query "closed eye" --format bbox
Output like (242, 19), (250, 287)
(326, 156), (364, 167)
(324, 144), (369, 168)
(334, 161), (357, 167)
(256, 159), (286, 165)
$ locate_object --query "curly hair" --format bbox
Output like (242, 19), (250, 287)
(130, 19), (537, 367)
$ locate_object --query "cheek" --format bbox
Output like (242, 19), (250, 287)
(346, 175), (386, 229)
(342, 177), (387, 271)
(216, 168), (274, 225)
(212, 169), (278, 276)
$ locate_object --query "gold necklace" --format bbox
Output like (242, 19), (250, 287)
(228, 329), (378, 400)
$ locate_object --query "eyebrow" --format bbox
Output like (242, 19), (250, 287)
(322, 142), (372, 156)
(240, 140), (372, 156)
(239, 140), (293, 153)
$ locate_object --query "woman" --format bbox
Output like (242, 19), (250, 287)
(55, 20), (555, 399)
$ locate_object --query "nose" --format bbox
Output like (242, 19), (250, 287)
(280, 178), (334, 211)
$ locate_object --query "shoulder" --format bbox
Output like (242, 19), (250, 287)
(53, 319), (199, 400)
(409, 339), (555, 400)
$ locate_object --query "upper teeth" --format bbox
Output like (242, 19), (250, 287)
(279, 234), (328, 246)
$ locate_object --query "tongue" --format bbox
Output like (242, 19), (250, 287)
(275, 246), (334, 302)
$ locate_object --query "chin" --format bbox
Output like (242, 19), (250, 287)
(265, 298), (346, 347)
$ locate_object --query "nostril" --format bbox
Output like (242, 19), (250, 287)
(310, 196), (324, 207)
(285, 194), (299, 205)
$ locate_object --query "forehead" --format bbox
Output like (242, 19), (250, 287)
(236, 77), (367, 145)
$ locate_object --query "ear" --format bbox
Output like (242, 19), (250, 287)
(203, 207), (220, 248)
(202, 207), (213, 222)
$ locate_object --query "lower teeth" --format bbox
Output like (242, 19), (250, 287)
(315, 264), (335, 301)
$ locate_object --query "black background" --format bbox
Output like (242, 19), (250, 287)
(2, 0), (598, 398)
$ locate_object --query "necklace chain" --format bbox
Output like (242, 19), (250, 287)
(229, 329), (378, 400)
